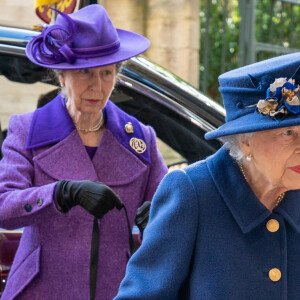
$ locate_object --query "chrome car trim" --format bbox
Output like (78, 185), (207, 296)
(118, 74), (218, 133)
(0, 230), (23, 234)
(122, 58), (225, 127)
(131, 56), (224, 114)
(132, 56), (225, 116)
(0, 44), (26, 56)
(0, 26), (38, 41)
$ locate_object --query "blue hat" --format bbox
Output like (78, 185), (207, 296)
(205, 52), (300, 140)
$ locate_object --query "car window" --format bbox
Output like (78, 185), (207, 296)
(156, 138), (187, 167)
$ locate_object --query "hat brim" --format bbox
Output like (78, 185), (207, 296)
(25, 29), (150, 69)
(205, 111), (300, 140)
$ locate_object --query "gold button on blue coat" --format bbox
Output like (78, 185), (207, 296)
(37, 198), (43, 207)
(266, 219), (279, 232)
(269, 268), (281, 281)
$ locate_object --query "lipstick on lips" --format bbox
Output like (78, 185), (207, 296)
(290, 165), (300, 174)
(85, 99), (99, 104)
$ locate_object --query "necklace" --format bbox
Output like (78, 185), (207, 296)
(74, 114), (103, 133)
(237, 162), (285, 208)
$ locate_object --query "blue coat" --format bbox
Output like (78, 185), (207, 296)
(114, 146), (300, 300)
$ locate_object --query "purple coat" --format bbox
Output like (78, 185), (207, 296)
(0, 95), (167, 300)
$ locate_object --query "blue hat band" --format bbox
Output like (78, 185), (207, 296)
(219, 87), (265, 122)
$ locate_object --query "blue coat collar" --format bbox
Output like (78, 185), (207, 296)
(26, 94), (150, 164)
(207, 146), (300, 233)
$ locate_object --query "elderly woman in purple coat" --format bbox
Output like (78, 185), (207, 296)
(0, 5), (167, 300)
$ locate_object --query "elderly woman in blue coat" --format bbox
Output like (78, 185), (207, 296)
(114, 52), (300, 299)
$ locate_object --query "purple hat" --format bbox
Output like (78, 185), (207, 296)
(205, 52), (300, 140)
(25, 4), (150, 69)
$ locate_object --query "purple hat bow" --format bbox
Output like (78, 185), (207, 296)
(30, 9), (120, 65)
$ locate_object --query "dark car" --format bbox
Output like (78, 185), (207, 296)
(0, 25), (225, 295)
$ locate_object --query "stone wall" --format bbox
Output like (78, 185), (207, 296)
(0, 0), (40, 28)
(0, 0), (58, 129)
(146, 0), (199, 87)
(100, 0), (200, 87)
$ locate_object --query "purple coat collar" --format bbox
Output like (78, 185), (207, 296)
(26, 94), (150, 164)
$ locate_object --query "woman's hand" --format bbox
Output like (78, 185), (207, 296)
(56, 180), (123, 218)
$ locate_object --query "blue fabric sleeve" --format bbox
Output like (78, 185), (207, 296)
(114, 169), (199, 299)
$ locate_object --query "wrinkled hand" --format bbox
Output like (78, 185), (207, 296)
(56, 180), (123, 219)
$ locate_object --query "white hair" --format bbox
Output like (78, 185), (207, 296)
(220, 132), (254, 162)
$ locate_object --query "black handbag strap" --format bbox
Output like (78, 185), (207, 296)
(89, 205), (134, 300)
(90, 217), (100, 300)
(123, 204), (135, 255)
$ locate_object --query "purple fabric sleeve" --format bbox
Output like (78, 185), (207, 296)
(53, 183), (62, 211)
(0, 114), (60, 230)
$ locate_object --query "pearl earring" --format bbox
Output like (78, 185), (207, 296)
(246, 154), (252, 162)
(60, 82), (64, 87)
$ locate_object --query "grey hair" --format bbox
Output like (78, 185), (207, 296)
(51, 69), (66, 98)
(220, 132), (255, 162)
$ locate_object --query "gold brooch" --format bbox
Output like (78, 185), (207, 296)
(282, 88), (295, 102)
(124, 122), (134, 134)
(129, 138), (146, 154)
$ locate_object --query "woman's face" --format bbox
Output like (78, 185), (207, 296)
(244, 126), (300, 190)
(59, 64), (116, 114)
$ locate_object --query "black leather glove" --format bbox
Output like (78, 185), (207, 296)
(135, 201), (151, 235)
(56, 180), (123, 219)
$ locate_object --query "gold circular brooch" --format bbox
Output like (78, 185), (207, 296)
(129, 138), (146, 154)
